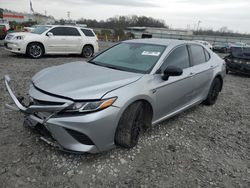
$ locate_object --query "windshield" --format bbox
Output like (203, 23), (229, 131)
(90, 43), (166, 73)
(231, 47), (250, 59)
(31, 26), (51, 34)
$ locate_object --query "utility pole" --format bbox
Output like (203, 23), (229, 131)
(67, 11), (71, 20)
(44, 10), (47, 16)
(197, 20), (202, 31)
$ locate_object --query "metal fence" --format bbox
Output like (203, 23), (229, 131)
(134, 32), (250, 44)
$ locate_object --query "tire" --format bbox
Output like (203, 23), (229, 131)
(27, 43), (44, 59)
(82, 45), (93, 58)
(203, 78), (222, 105)
(115, 102), (144, 148)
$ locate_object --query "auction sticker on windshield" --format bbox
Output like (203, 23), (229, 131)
(141, 51), (161, 56)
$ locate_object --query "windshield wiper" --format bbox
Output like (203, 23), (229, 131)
(102, 65), (121, 70)
(89, 61), (122, 71)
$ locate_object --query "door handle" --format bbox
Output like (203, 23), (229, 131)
(189, 72), (195, 77)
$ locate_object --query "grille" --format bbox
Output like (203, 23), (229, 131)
(65, 128), (94, 145)
(32, 99), (64, 106)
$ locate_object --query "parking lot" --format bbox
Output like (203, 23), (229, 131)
(0, 41), (249, 188)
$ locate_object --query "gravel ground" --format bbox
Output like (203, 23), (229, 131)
(0, 41), (249, 188)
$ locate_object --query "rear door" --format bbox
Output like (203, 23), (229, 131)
(153, 45), (196, 121)
(188, 44), (214, 100)
(63, 27), (82, 53)
(80, 28), (98, 51)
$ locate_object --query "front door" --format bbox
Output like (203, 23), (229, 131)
(152, 45), (196, 122)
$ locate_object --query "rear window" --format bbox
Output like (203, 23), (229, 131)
(81, 29), (95, 37)
(189, 45), (206, 66)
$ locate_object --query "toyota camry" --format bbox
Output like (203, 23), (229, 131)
(5, 39), (226, 153)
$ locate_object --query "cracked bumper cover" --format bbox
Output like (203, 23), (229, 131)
(4, 75), (120, 153)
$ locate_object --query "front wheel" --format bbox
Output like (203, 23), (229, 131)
(27, 43), (44, 59)
(82, 45), (93, 58)
(115, 102), (144, 148)
(203, 78), (222, 105)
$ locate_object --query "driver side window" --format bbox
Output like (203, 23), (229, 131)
(161, 45), (190, 71)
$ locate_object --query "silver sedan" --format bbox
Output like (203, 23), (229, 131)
(5, 39), (226, 153)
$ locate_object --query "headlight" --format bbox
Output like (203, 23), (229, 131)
(233, 59), (242, 64)
(65, 97), (117, 113)
(13, 36), (25, 40)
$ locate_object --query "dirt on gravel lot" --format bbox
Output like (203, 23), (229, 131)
(0, 41), (249, 188)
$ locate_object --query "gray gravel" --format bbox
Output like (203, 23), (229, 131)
(0, 41), (249, 188)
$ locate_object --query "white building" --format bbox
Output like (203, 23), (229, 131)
(0, 9), (55, 24)
(125, 27), (193, 39)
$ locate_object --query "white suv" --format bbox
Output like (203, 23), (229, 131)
(4, 25), (99, 58)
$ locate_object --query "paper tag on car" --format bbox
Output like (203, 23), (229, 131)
(141, 51), (161, 56)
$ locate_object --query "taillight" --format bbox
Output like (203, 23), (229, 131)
(3, 27), (7, 33)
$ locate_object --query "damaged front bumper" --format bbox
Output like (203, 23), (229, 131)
(4, 75), (119, 153)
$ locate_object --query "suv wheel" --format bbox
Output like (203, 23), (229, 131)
(82, 45), (93, 58)
(27, 43), (44, 59)
(115, 102), (144, 148)
(203, 78), (222, 105)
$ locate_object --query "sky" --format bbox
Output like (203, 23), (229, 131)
(0, 0), (250, 33)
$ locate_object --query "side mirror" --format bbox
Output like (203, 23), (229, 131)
(162, 66), (183, 80)
(46, 32), (53, 37)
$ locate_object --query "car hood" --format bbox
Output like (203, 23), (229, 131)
(32, 61), (143, 100)
(6, 32), (40, 39)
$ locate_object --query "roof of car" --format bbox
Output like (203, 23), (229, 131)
(124, 38), (196, 46)
(36, 25), (93, 30)
(51, 25), (92, 29)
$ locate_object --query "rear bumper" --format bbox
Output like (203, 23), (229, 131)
(4, 75), (120, 153)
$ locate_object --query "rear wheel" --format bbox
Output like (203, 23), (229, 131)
(203, 78), (222, 105)
(27, 43), (44, 59)
(82, 45), (93, 58)
(115, 102), (144, 148)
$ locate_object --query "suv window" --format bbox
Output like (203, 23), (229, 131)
(189, 45), (206, 65)
(81, 29), (95, 37)
(161, 45), (190, 71)
(49, 27), (65, 36)
(64, 27), (80, 36)
(49, 27), (80, 36)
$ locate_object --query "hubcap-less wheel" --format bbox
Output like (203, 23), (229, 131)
(210, 80), (221, 103)
(130, 107), (143, 146)
(203, 78), (222, 105)
(115, 102), (145, 148)
(28, 44), (43, 58)
(82, 46), (93, 58)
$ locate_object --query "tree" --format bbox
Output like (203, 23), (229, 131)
(76, 15), (168, 29)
